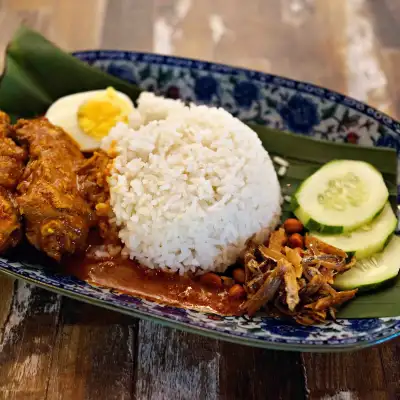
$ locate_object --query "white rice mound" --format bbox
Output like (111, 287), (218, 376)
(127, 92), (186, 129)
(102, 96), (281, 274)
(136, 92), (186, 124)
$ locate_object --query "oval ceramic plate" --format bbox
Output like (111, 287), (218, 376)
(1, 51), (399, 352)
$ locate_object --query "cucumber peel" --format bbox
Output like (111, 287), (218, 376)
(312, 202), (397, 259)
(293, 160), (389, 233)
(334, 235), (400, 292)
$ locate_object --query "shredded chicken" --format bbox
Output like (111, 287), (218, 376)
(244, 263), (285, 316)
(258, 244), (286, 262)
(282, 258), (300, 311)
(305, 234), (347, 258)
(305, 289), (358, 311)
(285, 247), (302, 278)
(268, 228), (287, 252)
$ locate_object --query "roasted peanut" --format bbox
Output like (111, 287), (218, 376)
(221, 276), (235, 288)
(288, 233), (304, 249)
(228, 284), (246, 299)
(199, 272), (223, 288)
(283, 218), (304, 234)
(232, 268), (246, 284)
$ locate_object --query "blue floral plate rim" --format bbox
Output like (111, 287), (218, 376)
(73, 49), (400, 134)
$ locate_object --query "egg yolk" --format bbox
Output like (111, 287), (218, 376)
(77, 87), (130, 139)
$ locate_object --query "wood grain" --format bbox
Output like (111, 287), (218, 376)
(0, 1), (399, 399)
(135, 322), (306, 400)
(302, 346), (393, 400)
(367, 0), (400, 103)
(101, 0), (154, 51)
(214, 0), (349, 93)
(46, 299), (136, 400)
(49, 0), (107, 50)
(135, 321), (220, 400)
(379, 341), (400, 399)
(0, 275), (14, 333)
(0, 283), (61, 400)
(219, 341), (306, 399)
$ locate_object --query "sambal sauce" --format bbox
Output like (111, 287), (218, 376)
(63, 244), (244, 316)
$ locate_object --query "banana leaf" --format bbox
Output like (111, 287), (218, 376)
(0, 26), (399, 319)
(0, 25), (141, 120)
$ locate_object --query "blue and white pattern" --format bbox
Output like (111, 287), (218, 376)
(1, 50), (399, 351)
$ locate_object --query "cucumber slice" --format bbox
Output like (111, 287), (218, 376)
(293, 160), (389, 233)
(312, 203), (397, 259)
(334, 235), (400, 291)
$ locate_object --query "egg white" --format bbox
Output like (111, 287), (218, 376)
(45, 90), (135, 151)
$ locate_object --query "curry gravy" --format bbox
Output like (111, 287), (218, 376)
(64, 244), (244, 316)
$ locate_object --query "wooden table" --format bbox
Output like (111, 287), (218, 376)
(0, 1), (400, 399)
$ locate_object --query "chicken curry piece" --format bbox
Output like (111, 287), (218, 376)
(77, 150), (119, 244)
(0, 112), (26, 253)
(13, 118), (94, 261)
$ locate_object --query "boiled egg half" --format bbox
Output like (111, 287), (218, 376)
(45, 87), (135, 151)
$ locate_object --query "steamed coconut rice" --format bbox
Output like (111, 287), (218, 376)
(102, 94), (282, 274)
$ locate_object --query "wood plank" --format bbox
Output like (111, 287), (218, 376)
(2, 0), (52, 10)
(50, 0), (107, 51)
(1, 1), (108, 51)
(0, 283), (61, 400)
(135, 320), (220, 400)
(135, 320), (306, 400)
(302, 346), (391, 400)
(46, 298), (136, 400)
(167, 0), (214, 60)
(344, 0), (392, 115)
(379, 341), (400, 399)
(0, 275), (14, 332)
(211, 0), (348, 94)
(101, 0), (154, 51)
(367, 0), (400, 49)
(219, 342), (306, 400)
(0, 11), (25, 71)
(1, 4), (51, 35)
(366, 0), (400, 119)
(151, 0), (216, 58)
